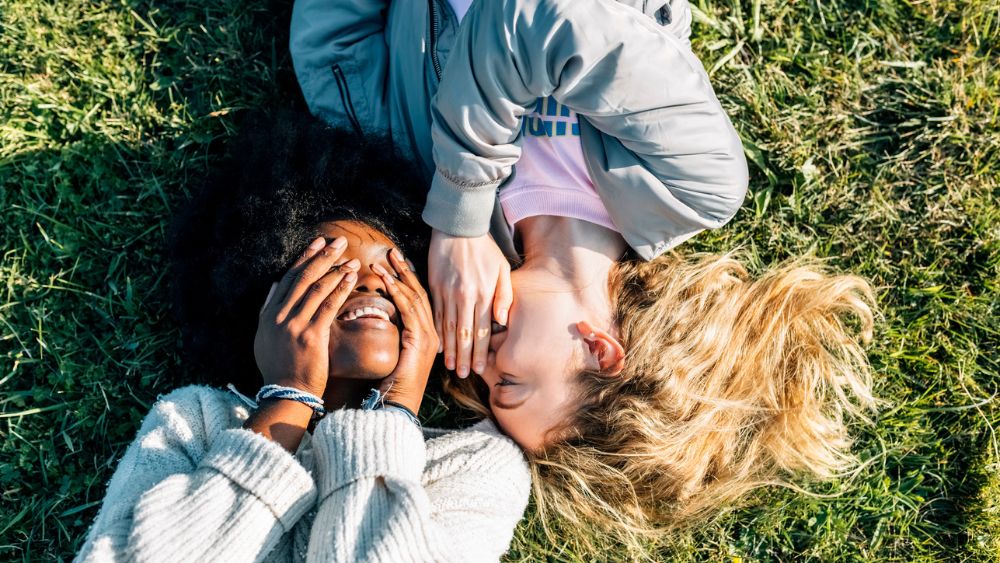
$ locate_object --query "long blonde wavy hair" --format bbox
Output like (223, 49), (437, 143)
(445, 252), (877, 548)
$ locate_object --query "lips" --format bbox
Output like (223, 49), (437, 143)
(337, 295), (398, 325)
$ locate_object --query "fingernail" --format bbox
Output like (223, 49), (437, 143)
(458, 365), (469, 377)
(445, 357), (454, 370)
(373, 264), (395, 283)
(497, 309), (508, 325)
(474, 362), (485, 374)
(331, 237), (347, 249)
(391, 248), (404, 261)
(344, 272), (357, 283)
(309, 237), (326, 250)
(344, 259), (361, 270)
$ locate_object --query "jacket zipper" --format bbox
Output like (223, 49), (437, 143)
(331, 64), (363, 136)
(428, 0), (443, 80)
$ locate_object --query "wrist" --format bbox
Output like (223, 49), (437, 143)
(383, 392), (421, 416)
(268, 379), (326, 401)
(243, 399), (313, 452)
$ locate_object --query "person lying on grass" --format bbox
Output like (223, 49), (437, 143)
(292, 0), (879, 547)
(75, 114), (530, 563)
(291, 0), (749, 382)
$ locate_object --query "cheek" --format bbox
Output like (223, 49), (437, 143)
(501, 314), (579, 375)
(491, 408), (545, 453)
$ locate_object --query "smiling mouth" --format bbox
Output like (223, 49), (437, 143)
(341, 307), (390, 322)
(337, 295), (398, 325)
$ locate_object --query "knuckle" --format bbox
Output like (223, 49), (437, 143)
(297, 331), (317, 347)
(458, 326), (473, 342)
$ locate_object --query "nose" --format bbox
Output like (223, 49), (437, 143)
(352, 268), (389, 298)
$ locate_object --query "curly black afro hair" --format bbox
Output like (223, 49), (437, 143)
(170, 110), (430, 394)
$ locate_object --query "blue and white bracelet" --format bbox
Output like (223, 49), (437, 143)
(226, 383), (326, 418)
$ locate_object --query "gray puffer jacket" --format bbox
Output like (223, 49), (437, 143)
(291, 0), (748, 259)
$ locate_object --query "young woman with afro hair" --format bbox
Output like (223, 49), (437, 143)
(74, 111), (531, 563)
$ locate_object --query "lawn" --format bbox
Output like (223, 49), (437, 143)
(1, 0), (997, 560)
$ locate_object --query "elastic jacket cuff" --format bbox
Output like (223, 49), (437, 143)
(422, 172), (498, 237)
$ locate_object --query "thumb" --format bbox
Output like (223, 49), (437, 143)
(493, 265), (512, 326)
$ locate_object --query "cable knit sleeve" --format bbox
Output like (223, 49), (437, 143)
(74, 386), (317, 563)
(306, 410), (530, 562)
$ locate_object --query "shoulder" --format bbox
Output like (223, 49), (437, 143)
(424, 419), (530, 485)
(137, 385), (249, 450)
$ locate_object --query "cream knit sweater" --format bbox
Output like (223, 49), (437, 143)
(75, 385), (531, 563)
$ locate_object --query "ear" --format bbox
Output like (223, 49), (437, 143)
(577, 320), (625, 376)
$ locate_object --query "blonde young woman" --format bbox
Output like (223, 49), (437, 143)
(291, 0), (880, 547)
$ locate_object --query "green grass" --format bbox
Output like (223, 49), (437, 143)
(1, 0), (997, 559)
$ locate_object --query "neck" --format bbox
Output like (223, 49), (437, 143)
(323, 377), (377, 410)
(517, 216), (627, 321)
(518, 216), (626, 281)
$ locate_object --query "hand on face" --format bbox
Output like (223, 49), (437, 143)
(428, 229), (512, 379)
(254, 221), (436, 413)
(371, 250), (439, 414)
(254, 236), (359, 398)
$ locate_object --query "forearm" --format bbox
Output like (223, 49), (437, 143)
(76, 389), (317, 563)
(307, 413), (531, 562)
(427, 0), (746, 235)
(243, 398), (314, 453)
(307, 409), (431, 561)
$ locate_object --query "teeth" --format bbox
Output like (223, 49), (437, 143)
(341, 305), (391, 322)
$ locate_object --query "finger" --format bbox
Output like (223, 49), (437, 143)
(432, 291), (444, 354)
(455, 299), (475, 378)
(296, 259), (360, 321)
(444, 299), (457, 372)
(493, 263), (512, 326)
(389, 249), (425, 300)
(386, 250), (434, 328)
(373, 263), (416, 326)
(271, 236), (330, 308)
(472, 301), (491, 375)
(259, 282), (278, 316)
(277, 238), (348, 322)
(312, 269), (359, 327)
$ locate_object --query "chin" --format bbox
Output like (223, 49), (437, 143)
(329, 368), (392, 381)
